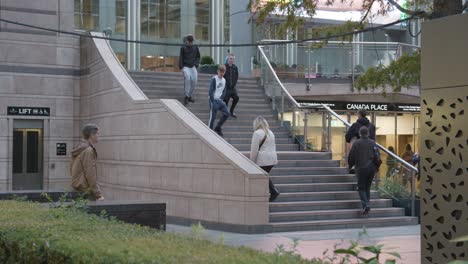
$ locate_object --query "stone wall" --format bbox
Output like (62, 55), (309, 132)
(79, 33), (270, 232)
(420, 14), (468, 264)
(0, 0), (79, 190)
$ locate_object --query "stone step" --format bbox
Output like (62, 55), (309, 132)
(274, 191), (379, 202)
(270, 175), (355, 184)
(130, 73), (259, 84)
(276, 160), (340, 167)
(130, 71), (259, 82)
(142, 90), (268, 99)
(220, 131), (290, 138)
(271, 167), (348, 176)
(207, 126), (286, 133)
(269, 199), (393, 212)
(242, 151), (333, 160)
(269, 208), (406, 222)
(233, 144), (298, 152)
(276, 183), (356, 192)
(270, 216), (419, 232)
(226, 138), (293, 145)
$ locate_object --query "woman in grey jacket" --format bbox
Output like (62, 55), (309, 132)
(250, 116), (280, 202)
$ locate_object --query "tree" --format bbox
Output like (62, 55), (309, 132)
(248, 0), (468, 92)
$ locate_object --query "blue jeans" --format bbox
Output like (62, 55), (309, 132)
(208, 99), (230, 129)
(182, 66), (198, 97)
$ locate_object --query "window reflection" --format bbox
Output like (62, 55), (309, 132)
(195, 0), (209, 41)
(141, 0), (181, 39)
(74, 0), (100, 31)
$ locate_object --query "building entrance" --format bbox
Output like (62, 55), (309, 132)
(12, 120), (43, 190)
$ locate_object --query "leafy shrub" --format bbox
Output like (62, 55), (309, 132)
(200, 56), (215, 65)
(0, 201), (317, 264)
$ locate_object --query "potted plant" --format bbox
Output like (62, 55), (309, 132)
(379, 176), (421, 220)
(199, 56), (217, 74)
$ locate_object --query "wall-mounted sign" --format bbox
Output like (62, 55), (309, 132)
(297, 101), (420, 113)
(7, 107), (50, 116)
(56, 143), (67, 156)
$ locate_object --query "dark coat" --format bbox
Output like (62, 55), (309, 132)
(224, 63), (239, 90)
(179, 45), (200, 69)
(348, 137), (378, 170)
(345, 117), (376, 143)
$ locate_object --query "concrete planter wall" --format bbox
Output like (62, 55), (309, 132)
(78, 33), (270, 233)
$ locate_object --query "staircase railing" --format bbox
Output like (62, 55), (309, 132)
(257, 45), (419, 217)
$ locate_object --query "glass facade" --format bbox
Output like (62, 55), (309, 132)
(74, 0), (230, 72)
(74, 0), (100, 31)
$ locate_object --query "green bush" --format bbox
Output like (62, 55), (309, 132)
(200, 56), (215, 65)
(0, 201), (318, 264)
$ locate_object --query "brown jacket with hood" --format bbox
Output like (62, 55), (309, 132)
(70, 140), (102, 199)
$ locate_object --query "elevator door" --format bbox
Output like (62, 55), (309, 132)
(12, 121), (43, 190)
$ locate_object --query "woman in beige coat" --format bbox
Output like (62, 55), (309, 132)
(250, 116), (280, 202)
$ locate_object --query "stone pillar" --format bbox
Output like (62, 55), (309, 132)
(230, 0), (254, 77)
(420, 13), (468, 264)
(210, 0), (224, 64)
(126, 0), (141, 71)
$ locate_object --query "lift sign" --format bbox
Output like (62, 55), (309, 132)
(7, 107), (50, 116)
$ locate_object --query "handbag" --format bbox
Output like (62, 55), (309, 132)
(372, 145), (382, 170)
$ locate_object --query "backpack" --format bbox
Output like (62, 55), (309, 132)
(372, 144), (382, 170)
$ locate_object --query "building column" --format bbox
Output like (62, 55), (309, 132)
(126, 0), (141, 71)
(99, 0), (116, 32)
(180, 1), (195, 39)
(210, 0), (224, 64)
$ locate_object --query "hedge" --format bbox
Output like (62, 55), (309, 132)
(0, 201), (320, 264)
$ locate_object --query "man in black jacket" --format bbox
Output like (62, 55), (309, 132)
(348, 126), (378, 215)
(179, 35), (201, 106)
(345, 109), (376, 143)
(223, 53), (239, 118)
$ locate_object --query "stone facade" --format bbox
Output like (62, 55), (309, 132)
(0, 0), (79, 191)
(78, 33), (269, 230)
(420, 14), (468, 264)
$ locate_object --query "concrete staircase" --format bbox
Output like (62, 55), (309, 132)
(129, 71), (418, 232)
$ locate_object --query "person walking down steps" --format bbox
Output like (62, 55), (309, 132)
(208, 65), (230, 136)
(179, 34), (200, 106)
(250, 116), (280, 202)
(223, 53), (239, 118)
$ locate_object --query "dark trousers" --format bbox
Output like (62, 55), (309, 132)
(260, 165), (279, 195)
(356, 166), (376, 209)
(208, 99), (230, 129)
(224, 88), (239, 114)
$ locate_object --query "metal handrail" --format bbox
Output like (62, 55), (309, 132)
(257, 45), (418, 216)
(257, 45), (418, 174)
(257, 46), (301, 109)
(260, 39), (421, 48)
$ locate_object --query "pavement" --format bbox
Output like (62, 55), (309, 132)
(167, 224), (421, 263)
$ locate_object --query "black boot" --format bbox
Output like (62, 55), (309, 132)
(214, 127), (223, 136)
(188, 97), (195, 103)
(184, 96), (189, 106)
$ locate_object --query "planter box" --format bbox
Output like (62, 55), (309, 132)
(392, 198), (420, 220)
(199, 65), (218, 74)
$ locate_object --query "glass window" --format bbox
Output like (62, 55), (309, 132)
(115, 0), (127, 34)
(74, 0), (100, 30)
(224, 0), (230, 43)
(141, 0), (181, 39)
(195, 0), (209, 41)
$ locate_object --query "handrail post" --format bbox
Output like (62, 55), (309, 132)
(321, 111), (327, 151)
(303, 111), (308, 151)
(411, 170), (416, 217)
(280, 90), (285, 127)
(327, 112), (332, 152)
(292, 108), (297, 138)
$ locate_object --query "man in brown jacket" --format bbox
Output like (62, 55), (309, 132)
(70, 124), (104, 200)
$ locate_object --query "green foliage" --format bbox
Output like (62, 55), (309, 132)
(379, 176), (411, 199)
(0, 200), (317, 264)
(200, 56), (215, 65)
(330, 228), (401, 264)
(355, 51), (421, 94)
